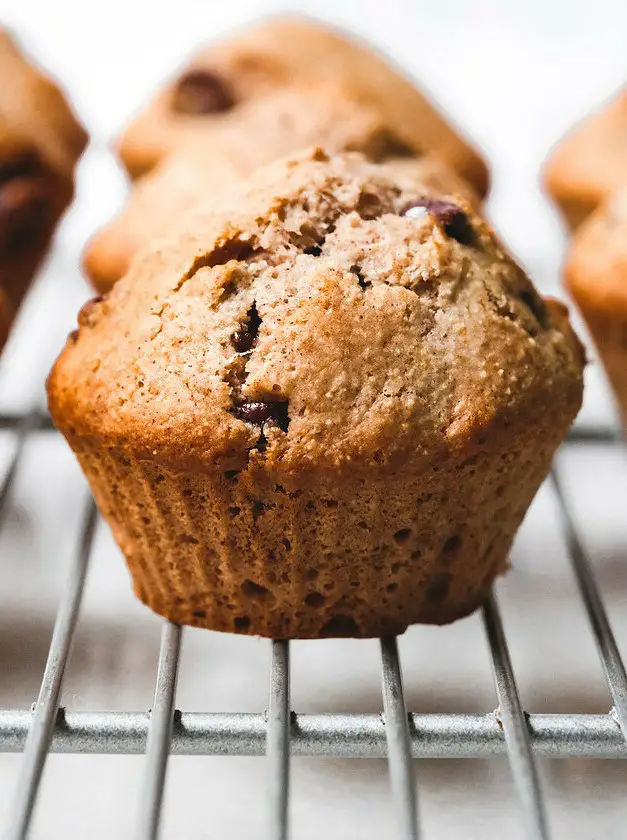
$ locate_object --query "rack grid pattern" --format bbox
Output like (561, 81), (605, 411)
(0, 413), (625, 840)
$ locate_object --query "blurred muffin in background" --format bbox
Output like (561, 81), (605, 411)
(0, 28), (87, 347)
(544, 87), (627, 229)
(117, 14), (489, 194)
(86, 82), (481, 292)
(565, 188), (627, 426)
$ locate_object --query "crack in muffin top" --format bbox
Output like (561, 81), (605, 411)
(49, 149), (583, 475)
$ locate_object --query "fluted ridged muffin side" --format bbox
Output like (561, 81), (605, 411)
(61, 413), (568, 637)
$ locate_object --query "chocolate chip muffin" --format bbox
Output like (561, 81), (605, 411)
(117, 15), (489, 195)
(544, 87), (627, 229)
(0, 28), (88, 342)
(86, 82), (480, 293)
(565, 189), (627, 426)
(49, 150), (583, 638)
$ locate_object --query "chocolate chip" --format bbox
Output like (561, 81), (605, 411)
(231, 302), (261, 352)
(403, 198), (473, 245)
(0, 153), (51, 251)
(0, 178), (49, 251)
(235, 402), (273, 424)
(231, 329), (251, 354)
(365, 129), (418, 163)
(303, 245), (322, 257)
(356, 191), (383, 220)
(0, 152), (41, 182)
(350, 264), (369, 290)
(235, 400), (289, 432)
(172, 69), (235, 115)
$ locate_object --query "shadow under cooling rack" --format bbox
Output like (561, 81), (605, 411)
(0, 414), (625, 840)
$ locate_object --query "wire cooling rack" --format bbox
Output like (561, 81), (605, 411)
(0, 410), (625, 840)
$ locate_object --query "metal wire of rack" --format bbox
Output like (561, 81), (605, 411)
(0, 413), (625, 840)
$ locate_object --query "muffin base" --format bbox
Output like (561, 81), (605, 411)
(66, 421), (564, 638)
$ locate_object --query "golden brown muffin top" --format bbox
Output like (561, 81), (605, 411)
(49, 150), (582, 477)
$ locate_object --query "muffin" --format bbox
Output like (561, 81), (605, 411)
(117, 15), (489, 195)
(85, 82), (480, 293)
(0, 28), (88, 343)
(565, 189), (627, 426)
(48, 150), (583, 638)
(544, 87), (627, 229)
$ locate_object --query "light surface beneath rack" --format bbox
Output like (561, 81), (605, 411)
(0, 415), (625, 840)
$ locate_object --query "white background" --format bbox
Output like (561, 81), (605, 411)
(0, 1), (625, 837)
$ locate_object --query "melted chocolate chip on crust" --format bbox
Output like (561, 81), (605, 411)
(403, 198), (473, 245)
(231, 302), (261, 352)
(235, 400), (289, 432)
(350, 264), (369, 290)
